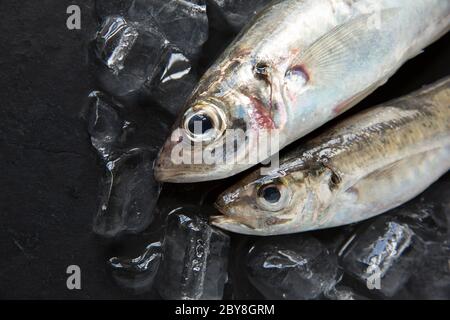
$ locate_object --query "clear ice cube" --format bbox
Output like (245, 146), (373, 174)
(88, 91), (128, 162)
(401, 242), (450, 299)
(93, 16), (168, 97)
(129, 0), (209, 57)
(156, 209), (230, 300)
(93, 148), (161, 237)
(341, 217), (424, 298)
(246, 235), (340, 300)
(96, 0), (134, 19)
(207, 0), (272, 32)
(108, 241), (162, 294)
(325, 284), (369, 300)
(147, 48), (197, 115)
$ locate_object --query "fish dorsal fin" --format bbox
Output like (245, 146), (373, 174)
(285, 8), (399, 84)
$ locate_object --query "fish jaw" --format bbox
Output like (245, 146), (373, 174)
(210, 214), (305, 236)
(209, 216), (263, 235)
(154, 142), (225, 183)
(153, 133), (255, 182)
(154, 162), (251, 183)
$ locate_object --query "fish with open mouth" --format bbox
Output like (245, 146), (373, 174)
(212, 77), (450, 235)
(154, 0), (450, 182)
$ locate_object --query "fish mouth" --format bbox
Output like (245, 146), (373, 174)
(214, 194), (230, 213)
(154, 166), (214, 183)
(154, 164), (240, 183)
(211, 202), (261, 234)
(154, 158), (253, 183)
(154, 148), (218, 182)
(209, 215), (261, 235)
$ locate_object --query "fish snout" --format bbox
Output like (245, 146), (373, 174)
(153, 145), (182, 182)
(214, 186), (244, 215)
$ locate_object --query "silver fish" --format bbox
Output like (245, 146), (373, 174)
(154, 0), (450, 182)
(212, 77), (450, 235)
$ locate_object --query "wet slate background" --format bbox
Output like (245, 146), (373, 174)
(0, 0), (449, 299)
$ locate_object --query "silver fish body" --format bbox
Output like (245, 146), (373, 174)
(213, 77), (450, 235)
(155, 0), (450, 182)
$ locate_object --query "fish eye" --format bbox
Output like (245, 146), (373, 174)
(256, 182), (291, 212)
(187, 113), (213, 135)
(183, 103), (226, 143)
(254, 62), (270, 78)
(260, 185), (281, 203)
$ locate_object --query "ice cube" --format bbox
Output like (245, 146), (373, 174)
(128, 0), (209, 57)
(325, 284), (369, 300)
(92, 15), (198, 114)
(156, 209), (230, 300)
(93, 148), (161, 237)
(94, 16), (139, 76)
(395, 180), (449, 242)
(400, 242), (450, 299)
(108, 241), (162, 294)
(88, 91), (128, 162)
(93, 16), (168, 98)
(206, 0), (272, 32)
(246, 235), (340, 300)
(341, 217), (424, 298)
(227, 235), (265, 299)
(87, 91), (173, 237)
(147, 47), (198, 115)
(95, 0), (134, 19)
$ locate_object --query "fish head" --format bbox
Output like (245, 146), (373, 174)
(155, 47), (285, 183)
(212, 163), (339, 235)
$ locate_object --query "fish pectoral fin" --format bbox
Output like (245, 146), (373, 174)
(285, 8), (399, 83)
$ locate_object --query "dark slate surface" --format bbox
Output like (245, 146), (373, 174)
(0, 0), (448, 299)
(0, 0), (123, 299)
